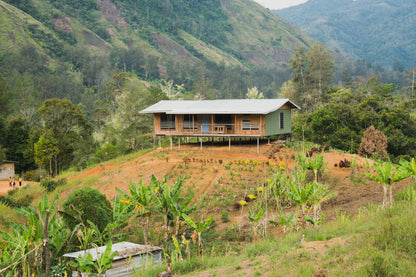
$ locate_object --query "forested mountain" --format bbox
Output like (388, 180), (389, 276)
(275, 0), (416, 69)
(0, 0), (317, 174)
(0, 0), (314, 110)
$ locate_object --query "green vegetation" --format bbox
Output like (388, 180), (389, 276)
(61, 187), (112, 232)
(276, 0), (416, 69)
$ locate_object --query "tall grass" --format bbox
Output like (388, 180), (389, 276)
(163, 200), (416, 276)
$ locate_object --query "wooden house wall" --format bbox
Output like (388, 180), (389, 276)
(153, 113), (273, 137)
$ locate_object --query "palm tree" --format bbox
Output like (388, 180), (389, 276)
(366, 162), (408, 208)
(182, 214), (213, 256)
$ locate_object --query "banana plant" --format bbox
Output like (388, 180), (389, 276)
(270, 211), (294, 233)
(182, 214), (213, 256)
(305, 213), (326, 227)
(268, 170), (289, 209)
(399, 158), (415, 181)
(309, 182), (337, 227)
(366, 162), (409, 208)
(0, 222), (35, 275)
(305, 154), (325, 182)
(150, 175), (191, 243)
(248, 208), (264, 241)
(117, 180), (153, 244)
(287, 181), (314, 216)
(69, 240), (118, 277)
(170, 191), (196, 237)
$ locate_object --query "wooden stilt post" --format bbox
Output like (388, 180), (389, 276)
(257, 138), (260, 154)
(229, 137), (231, 151)
(159, 137), (161, 148)
(170, 136), (173, 150)
(178, 137), (181, 150)
(200, 137), (203, 150)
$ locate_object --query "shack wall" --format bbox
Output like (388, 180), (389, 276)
(0, 163), (15, 180)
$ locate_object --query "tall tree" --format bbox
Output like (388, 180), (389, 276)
(306, 43), (334, 99)
(36, 98), (92, 175)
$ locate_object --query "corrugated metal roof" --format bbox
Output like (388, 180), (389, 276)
(63, 242), (162, 261)
(140, 99), (300, 115)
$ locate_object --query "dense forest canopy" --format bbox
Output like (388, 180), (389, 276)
(275, 0), (416, 69)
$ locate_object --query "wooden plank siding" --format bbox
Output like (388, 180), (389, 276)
(153, 113), (269, 137)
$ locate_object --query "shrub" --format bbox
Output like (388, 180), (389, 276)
(40, 178), (67, 192)
(24, 169), (41, 182)
(220, 209), (229, 223)
(62, 187), (112, 232)
(358, 126), (388, 158)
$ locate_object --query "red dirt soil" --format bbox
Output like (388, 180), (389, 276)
(65, 142), (409, 221)
(1, 141), (409, 227)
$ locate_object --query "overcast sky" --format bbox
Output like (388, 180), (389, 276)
(254, 0), (308, 10)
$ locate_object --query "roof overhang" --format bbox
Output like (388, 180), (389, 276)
(140, 99), (301, 115)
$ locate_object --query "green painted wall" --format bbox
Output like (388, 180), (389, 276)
(265, 109), (292, 136)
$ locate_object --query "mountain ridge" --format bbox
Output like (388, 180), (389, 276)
(275, 0), (416, 68)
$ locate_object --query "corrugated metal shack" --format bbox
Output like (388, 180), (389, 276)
(63, 242), (163, 277)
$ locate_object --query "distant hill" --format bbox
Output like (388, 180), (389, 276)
(275, 0), (416, 69)
(0, 0), (315, 108)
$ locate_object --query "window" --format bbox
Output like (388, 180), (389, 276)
(160, 114), (176, 129)
(279, 112), (284, 129)
(242, 120), (259, 130)
(183, 114), (198, 130)
(215, 114), (233, 130)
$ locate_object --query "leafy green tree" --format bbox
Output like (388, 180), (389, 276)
(34, 130), (60, 176)
(246, 87), (264, 99)
(6, 116), (35, 172)
(0, 74), (11, 118)
(37, 98), (92, 175)
(61, 187), (112, 233)
(289, 43), (334, 111)
(306, 43), (334, 98)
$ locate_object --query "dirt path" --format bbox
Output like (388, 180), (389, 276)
(0, 180), (37, 196)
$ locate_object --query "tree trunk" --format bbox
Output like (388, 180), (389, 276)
(389, 185), (393, 207)
(164, 214), (169, 242)
(142, 217), (149, 245)
(36, 208), (51, 277)
(382, 186), (387, 208)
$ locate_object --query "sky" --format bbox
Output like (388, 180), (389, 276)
(254, 0), (308, 10)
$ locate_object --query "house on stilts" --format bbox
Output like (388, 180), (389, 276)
(140, 99), (300, 152)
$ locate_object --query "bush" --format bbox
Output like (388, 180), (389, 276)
(24, 169), (41, 182)
(40, 178), (67, 192)
(62, 187), (112, 232)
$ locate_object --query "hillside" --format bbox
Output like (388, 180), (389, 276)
(275, 0), (416, 69)
(0, 0), (315, 107)
(1, 141), (409, 226)
(1, 141), (415, 276)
